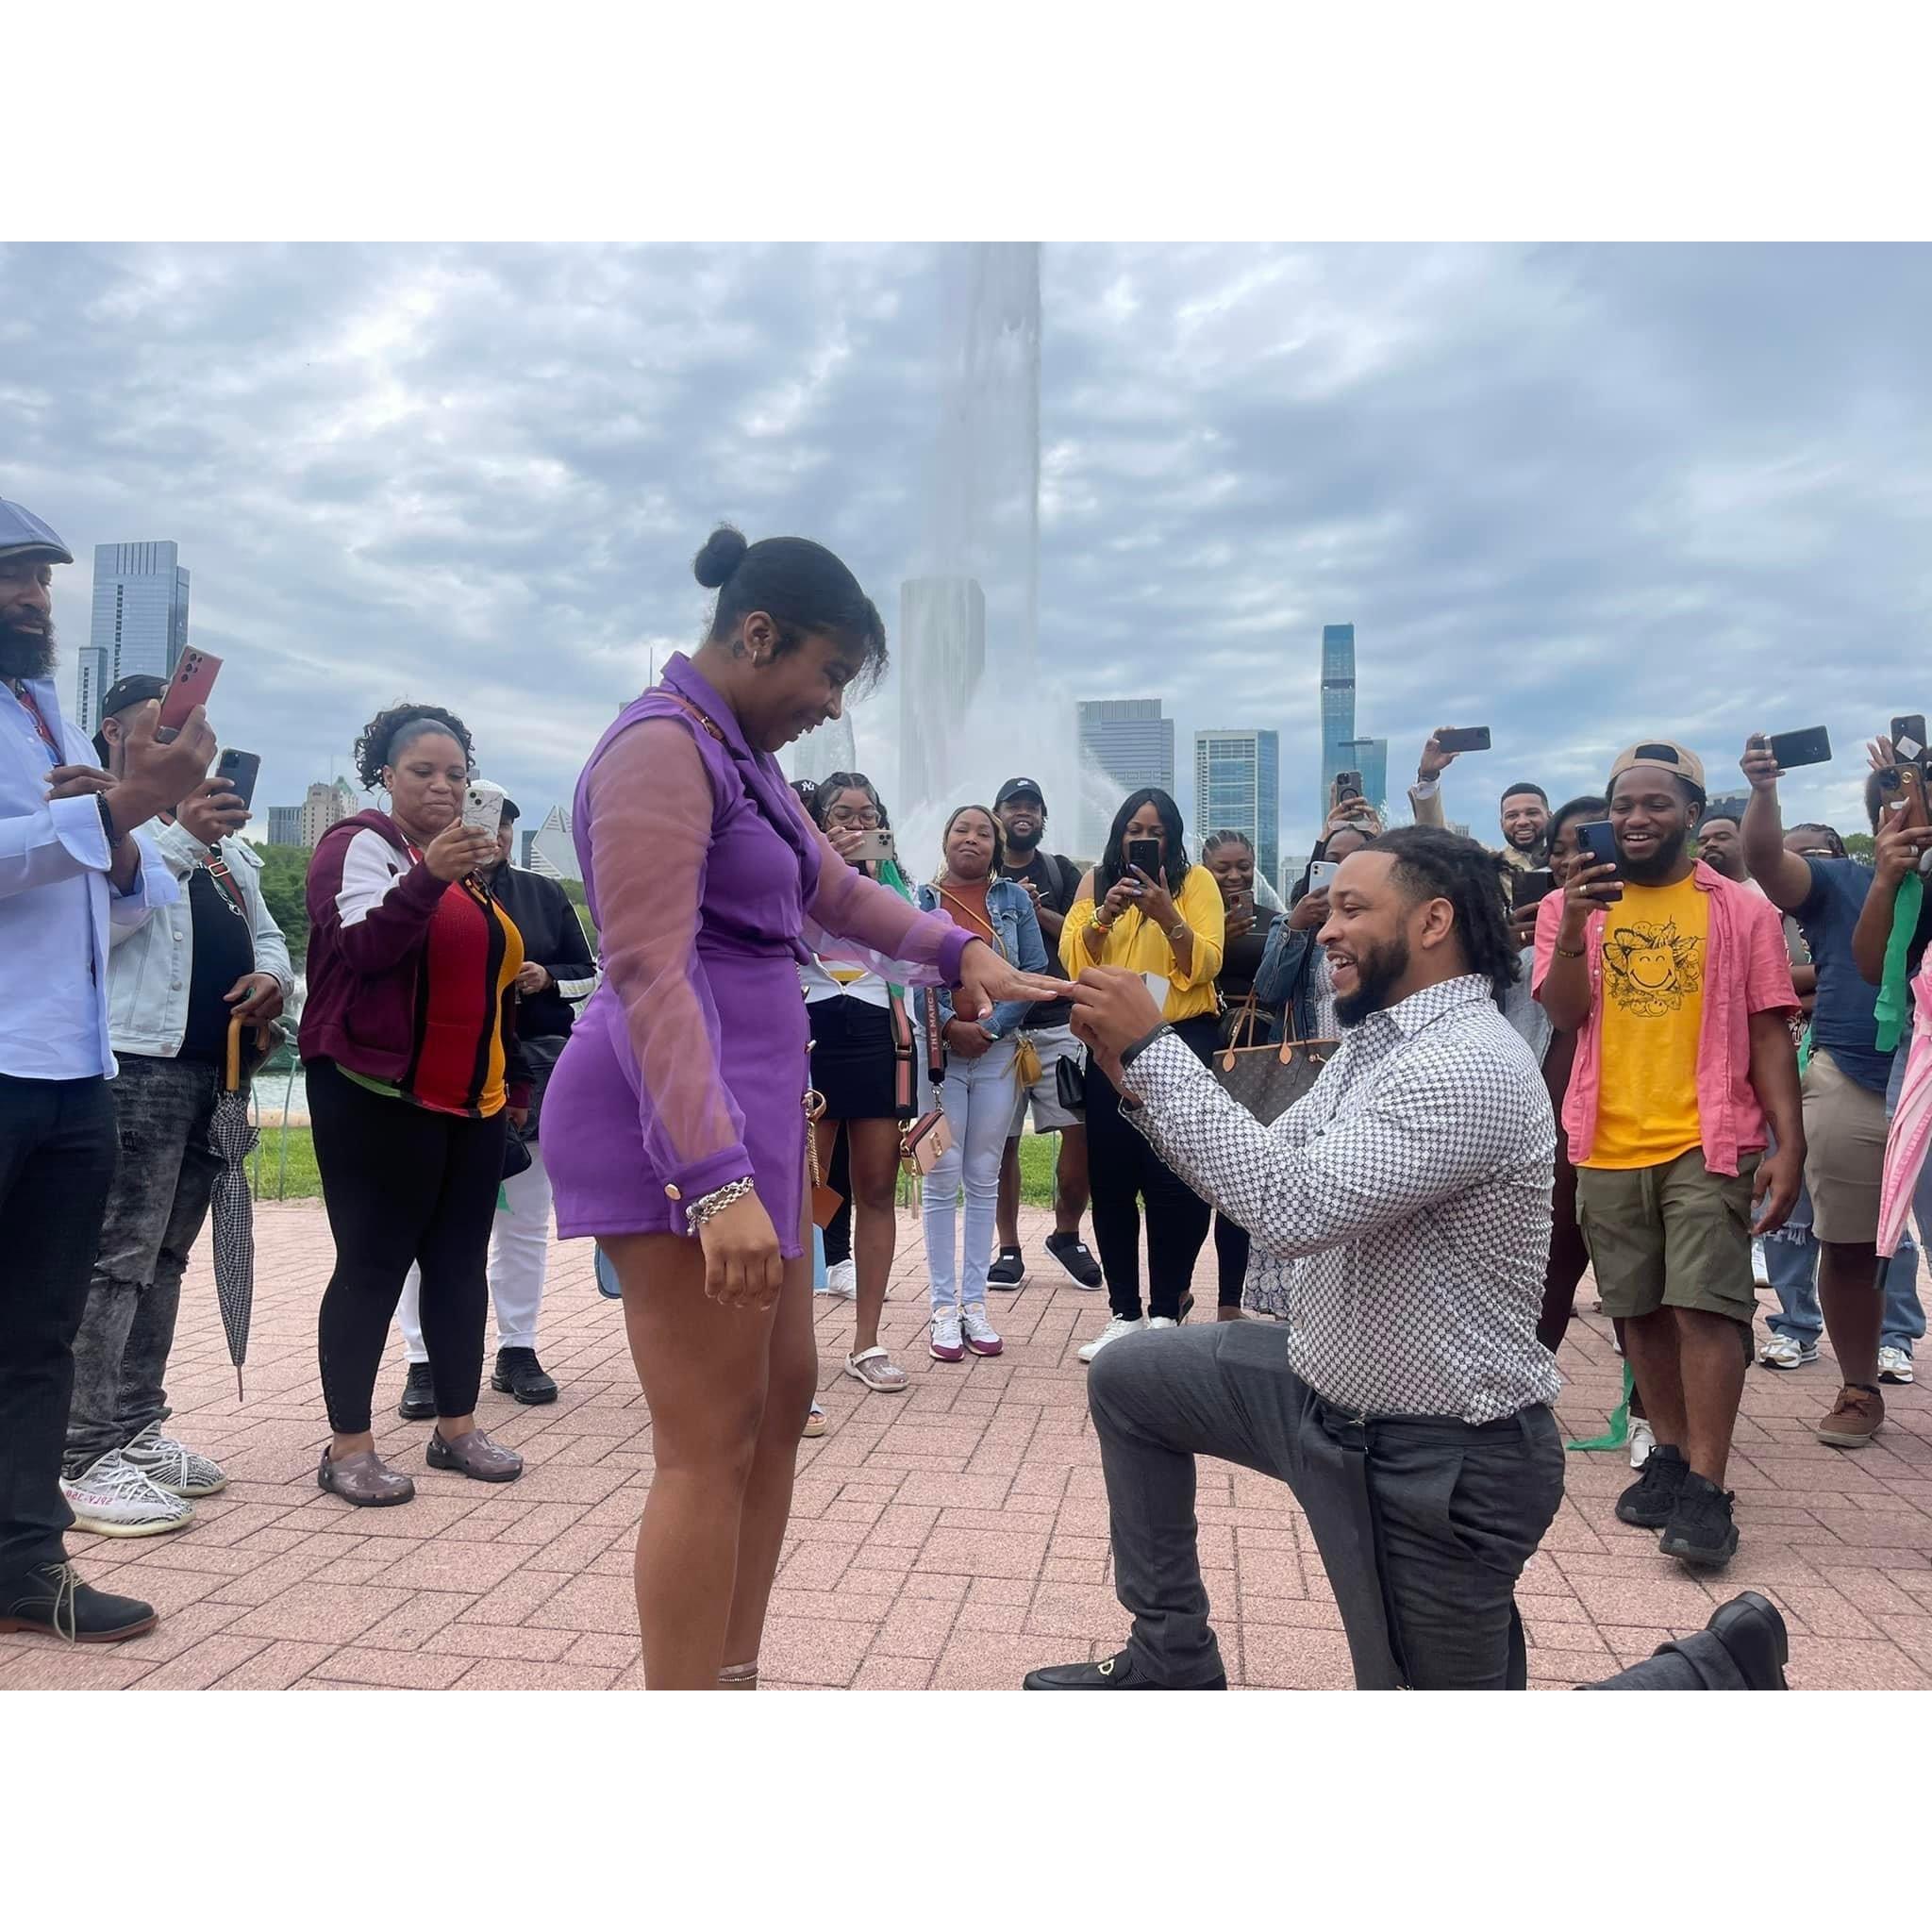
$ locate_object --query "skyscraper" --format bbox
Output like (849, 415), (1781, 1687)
(1318, 622), (1357, 822)
(265, 805), (303, 848)
(1342, 736), (1391, 820)
(298, 777), (357, 849)
(898, 576), (986, 810)
(1077, 699), (1174, 858)
(78, 541), (191, 735)
(1193, 728), (1280, 887)
(525, 803), (581, 881)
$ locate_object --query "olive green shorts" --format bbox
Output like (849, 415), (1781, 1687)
(1575, 1147), (1761, 1327)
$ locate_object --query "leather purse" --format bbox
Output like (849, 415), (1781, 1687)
(1211, 993), (1333, 1127)
(902, 989), (955, 1177)
(1055, 1043), (1087, 1116)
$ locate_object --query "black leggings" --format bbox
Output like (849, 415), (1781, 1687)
(308, 1058), (508, 1433)
(1084, 1017), (1217, 1323)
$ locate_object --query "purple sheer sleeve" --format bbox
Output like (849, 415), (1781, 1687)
(587, 720), (753, 1202)
(801, 822), (972, 986)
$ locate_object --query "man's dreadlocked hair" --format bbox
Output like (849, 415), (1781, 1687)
(1367, 824), (1522, 1009)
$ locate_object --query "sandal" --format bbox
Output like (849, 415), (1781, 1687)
(803, 1402), (827, 1438)
(843, 1347), (909, 1393)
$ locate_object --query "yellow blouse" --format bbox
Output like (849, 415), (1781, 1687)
(1059, 862), (1226, 1022)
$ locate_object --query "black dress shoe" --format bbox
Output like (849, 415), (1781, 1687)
(0, 1562), (157, 1643)
(1707, 1591), (1789, 1690)
(1023, 1648), (1225, 1690)
(397, 1362), (436, 1422)
(491, 1347), (558, 1405)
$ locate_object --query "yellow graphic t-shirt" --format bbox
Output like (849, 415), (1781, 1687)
(1583, 873), (1709, 1171)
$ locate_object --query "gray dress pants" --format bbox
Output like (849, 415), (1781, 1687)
(1087, 1323), (1565, 1689)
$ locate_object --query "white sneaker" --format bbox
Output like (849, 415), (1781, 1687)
(1077, 1314), (1145, 1363)
(959, 1305), (1003, 1357)
(122, 1421), (227, 1497)
(61, 1448), (195, 1538)
(820, 1259), (858, 1300)
(1628, 1417), (1656, 1470)
(1878, 1346), (1915, 1385)
(1146, 1316), (1179, 1331)
(1751, 1239), (1771, 1288)
(1758, 1333), (1819, 1371)
(929, 1311), (966, 1362)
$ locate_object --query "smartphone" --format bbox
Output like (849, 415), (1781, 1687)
(1333, 772), (1363, 803)
(1512, 867), (1558, 911)
(1891, 716), (1928, 765)
(213, 749), (260, 811)
(1307, 859), (1340, 892)
(849, 827), (896, 866)
(1436, 726), (1492, 755)
(1763, 726), (1832, 771)
(1577, 820), (1622, 879)
(461, 778), (508, 836)
(1124, 838), (1163, 882)
(155, 649), (222, 742)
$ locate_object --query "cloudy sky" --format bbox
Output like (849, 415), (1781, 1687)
(5, 242), (1925, 869)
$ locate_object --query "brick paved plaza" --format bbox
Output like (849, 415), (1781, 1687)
(4, 1202), (1930, 1691)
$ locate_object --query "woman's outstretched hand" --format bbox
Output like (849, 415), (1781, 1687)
(952, 940), (1060, 1024)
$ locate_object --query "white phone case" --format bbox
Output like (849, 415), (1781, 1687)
(461, 779), (507, 835)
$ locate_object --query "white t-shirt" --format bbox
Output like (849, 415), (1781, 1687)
(800, 956), (891, 1008)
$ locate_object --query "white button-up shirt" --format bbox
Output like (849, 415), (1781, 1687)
(2, 675), (174, 1080)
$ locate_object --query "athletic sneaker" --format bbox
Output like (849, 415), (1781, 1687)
(1077, 1314), (1145, 1363)
(824, 1259), (858, 1300)
(1878, 1346), (1915, 1386)
(61, 1449), (195, 1538)
(1044, 1231), (1105, 1289)
(1817, 1383), (1884, 1447)
(1759, 1333), (1819, 1371)
(1659, 1473), (1739, 1569)
(1628, 1417), (1656, 1470)
(122, 1421), (227, 1498)
(929, 1312), (966, 1362)
(1615, 1442), (1688, 1528)
(960, 1305), (1004, 1356)
(987, 1249), (1027, 1291)
(1147, 1316), (1179, 1332)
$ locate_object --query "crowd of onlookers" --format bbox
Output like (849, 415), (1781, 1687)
(4, 493), (1925, 1679)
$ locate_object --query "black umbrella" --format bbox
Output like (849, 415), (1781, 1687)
(208, 1015), (269, 1399)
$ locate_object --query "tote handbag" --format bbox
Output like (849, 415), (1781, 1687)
(1211, 993), (1333, 1127)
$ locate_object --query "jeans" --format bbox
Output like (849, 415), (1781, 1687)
(1213, 1213), (1250, 1309)
(1085, 1015), (1217, 1323)
(308, 1058), (507, 1433)
(64, 1056), (223, 1474)
(0, 1074), (117, 1581)
(1088, 1322), (1565, 1689)
(399, 1142), (554, 1359)
(922, 1036), (1018, 1313)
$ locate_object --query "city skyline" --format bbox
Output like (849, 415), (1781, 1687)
(1194, 727), (1280, 888)
(20, 243), (1919, 850)
(75, 540), (191, 737)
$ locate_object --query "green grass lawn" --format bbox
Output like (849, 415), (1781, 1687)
(247, 1124), (1066, 1208)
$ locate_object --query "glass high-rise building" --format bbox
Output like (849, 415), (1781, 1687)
(1193, 728), (1280, 887)
(1077, 699), (1174, 859)
(1318, 622), (1357, 822)
(78, 541), (191, 735)
(265, 805), (304, 848)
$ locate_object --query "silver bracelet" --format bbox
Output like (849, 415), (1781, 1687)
(684, 1176), (756, 1234)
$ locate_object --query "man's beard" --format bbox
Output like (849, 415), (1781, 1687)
(1619, 827), (1690, 886)
(0, 616), (56, 682)
(1333, 933), (1411, 1027)
(1506, 825), (1546, 859)
(1005, 825), (1041, 858)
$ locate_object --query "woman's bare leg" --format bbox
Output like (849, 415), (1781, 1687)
(608, 1230), (781, 1690)
(847, 1117), (904, 1357)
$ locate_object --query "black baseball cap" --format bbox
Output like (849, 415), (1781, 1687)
(500, 796), (521, 824)
(995, 777), (1045, 808)
(92, 675), (168, 761)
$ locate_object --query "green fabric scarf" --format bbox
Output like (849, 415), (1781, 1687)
(1875, 873), (1924, 1054)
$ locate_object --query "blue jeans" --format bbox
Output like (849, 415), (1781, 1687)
(1765, 1044), (1929, 1356)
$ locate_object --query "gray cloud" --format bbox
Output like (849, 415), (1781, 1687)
(3, 242), (1923, 858)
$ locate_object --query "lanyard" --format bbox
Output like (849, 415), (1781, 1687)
(9, 682), (61, 757)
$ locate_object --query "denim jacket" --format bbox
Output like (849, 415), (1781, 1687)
(108, 823), (294, 1058)
(913, 876), (1048, 1040)
(1253, 917), (1324, 1043)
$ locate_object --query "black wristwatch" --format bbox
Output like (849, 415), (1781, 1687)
(1120, 1023), (1174, 1071)
(96, 794), (119, 845)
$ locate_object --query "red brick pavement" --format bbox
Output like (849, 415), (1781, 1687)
(4, 1202), (1929, 1690)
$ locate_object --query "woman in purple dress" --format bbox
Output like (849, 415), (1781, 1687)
(544, 527), (1055, 1690)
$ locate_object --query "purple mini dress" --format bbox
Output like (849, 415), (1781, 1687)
(544, 655), (972, 1258)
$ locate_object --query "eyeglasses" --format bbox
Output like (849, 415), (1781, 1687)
(826, 808), (881, 828)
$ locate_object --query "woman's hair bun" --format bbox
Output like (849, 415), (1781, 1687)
(692, 525), (750, 591)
